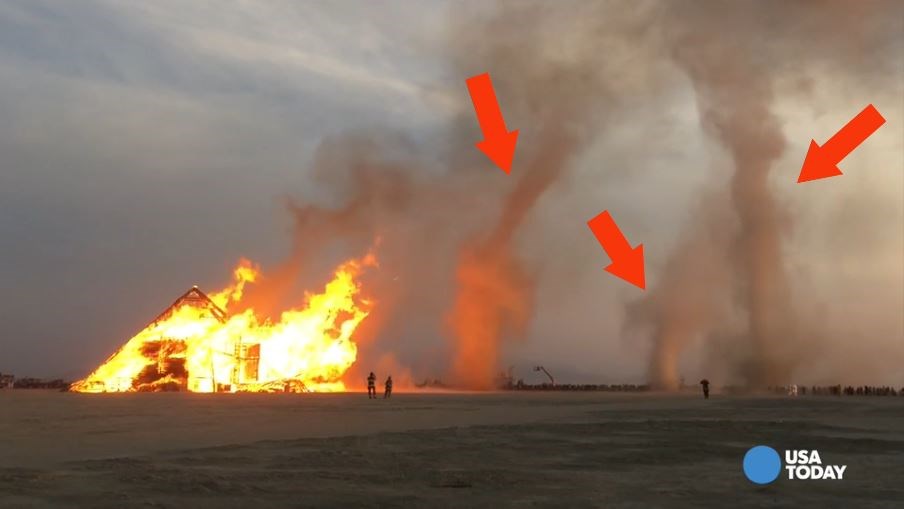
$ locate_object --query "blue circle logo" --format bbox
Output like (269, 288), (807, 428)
(743, 445), (781, 484)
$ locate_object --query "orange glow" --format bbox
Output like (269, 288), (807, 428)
(70, 254), (375, 393)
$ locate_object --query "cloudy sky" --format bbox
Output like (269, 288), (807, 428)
(0, 1), (901, 384)
(0, 1), (451, 378)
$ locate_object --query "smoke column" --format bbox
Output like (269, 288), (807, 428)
(448, 128), (575, 388)
(642, 1), (902, 388)
(444, 2), (664, 388)
(652, 4), (793, 388)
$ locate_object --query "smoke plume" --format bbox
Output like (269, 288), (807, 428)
(254, 0), (902, 389)
(638, 0), (903, 388)
(253, 2), (667, 388)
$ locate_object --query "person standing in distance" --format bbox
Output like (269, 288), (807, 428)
(367, 372), (376, 399)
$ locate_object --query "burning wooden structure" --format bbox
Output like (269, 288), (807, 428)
(74, 287), (235, 392)
(70, 255), (373, 393)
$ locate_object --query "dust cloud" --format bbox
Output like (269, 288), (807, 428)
(254, 1), (902, 389)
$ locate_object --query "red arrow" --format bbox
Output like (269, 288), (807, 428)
(587, 210), (645, 289)
(798, 104), (886, 183)
(466, 72), (519, 174)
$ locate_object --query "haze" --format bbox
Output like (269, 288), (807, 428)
(0, 1), (901, 387)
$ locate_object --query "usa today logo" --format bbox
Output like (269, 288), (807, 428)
(742, 446), (847, 484)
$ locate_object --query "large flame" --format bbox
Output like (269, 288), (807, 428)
(71, 255), (375, 393)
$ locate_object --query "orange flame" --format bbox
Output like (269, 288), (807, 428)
(71, 255), (375, 393)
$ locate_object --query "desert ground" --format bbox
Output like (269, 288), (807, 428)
(1, 390), (902, 508)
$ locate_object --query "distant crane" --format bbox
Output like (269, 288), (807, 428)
(533, 365), (555, 386)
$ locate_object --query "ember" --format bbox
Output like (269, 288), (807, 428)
(70, 255), (375, 393)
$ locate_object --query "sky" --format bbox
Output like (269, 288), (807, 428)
(0, 1), (902, 385)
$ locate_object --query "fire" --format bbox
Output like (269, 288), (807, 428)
(71, 255), (375, 393)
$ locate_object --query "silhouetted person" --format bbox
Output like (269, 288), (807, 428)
(700, 379), (710, 399)
(367, 372), (376, 399)
(384, 376), (393, 399)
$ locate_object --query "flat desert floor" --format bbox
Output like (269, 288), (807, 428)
(1, 391), (902, 508)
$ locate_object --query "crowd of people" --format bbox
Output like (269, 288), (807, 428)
(509, 382), (651, 391)
(360, 374), (902, 399)
(1, 372), (72, 390)
(768, 385), (903, 396)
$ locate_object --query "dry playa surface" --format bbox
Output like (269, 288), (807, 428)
(1, 391), (902, 508)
